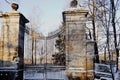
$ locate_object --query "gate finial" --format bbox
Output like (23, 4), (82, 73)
(70, 0), (78, 8)
(11, 3), (19, 11)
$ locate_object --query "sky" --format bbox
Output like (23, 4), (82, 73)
(0, 0), (71, 35)
(1, 0), (119, 36)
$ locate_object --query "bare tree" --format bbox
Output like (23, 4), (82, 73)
(96, 0), (120, 70)
(86, 0), (120, 79)
(88, 0), (100, 63)
(26, 6), (42, 65)
(4, 0), (11, 4)
(110, 0), (120, 71)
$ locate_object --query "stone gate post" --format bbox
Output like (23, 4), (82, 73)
(0, 3), (29, 80)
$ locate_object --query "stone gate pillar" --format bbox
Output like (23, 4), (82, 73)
(0, 3), (29, 80)
(62, 1), (94, 79)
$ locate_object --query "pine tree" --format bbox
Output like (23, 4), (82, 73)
(52, 34), (66, 66)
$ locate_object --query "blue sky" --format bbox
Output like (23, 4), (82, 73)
(2, 0), (120, 36)
(0, 0), (70, 35)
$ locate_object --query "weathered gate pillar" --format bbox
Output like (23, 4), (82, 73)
(0, 3), (29, 80)
(62, 0), (94, 80)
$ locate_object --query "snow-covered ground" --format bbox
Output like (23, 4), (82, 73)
(114, 70), (120, 80)
(94, 63), (120, 80)
(24, 69), (66, 80)
(24, 64), (120, 80)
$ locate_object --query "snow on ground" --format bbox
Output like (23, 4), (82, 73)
(24, 64), (120, 80)
(24, 69), (66, 80)
(95, 63), (120, 80)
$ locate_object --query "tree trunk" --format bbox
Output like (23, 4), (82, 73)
(92, 0), (99, 63)
(31, 37), (34, 65)
(35, 38), (37, 65)
(110, 0), (119, 71)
